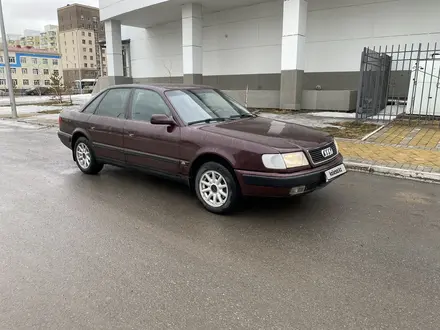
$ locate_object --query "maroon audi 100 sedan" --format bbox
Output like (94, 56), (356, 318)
(58, 84), (346, 214)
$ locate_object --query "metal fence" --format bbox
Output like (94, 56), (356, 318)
(356, 43), (440, 125)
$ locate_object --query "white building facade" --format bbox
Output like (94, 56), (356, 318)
(98, 0), (440, 110)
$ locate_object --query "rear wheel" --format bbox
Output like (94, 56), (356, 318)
(195, 162), (240, 214)
(74, 137), (103, 175)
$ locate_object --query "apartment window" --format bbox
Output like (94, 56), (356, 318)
(0, 68), (4, 74)
(83, 55), (87, 60)
(34, 80), (40, 85)
(91, 64), (94, 68)
(53, 70), (59, 75)
(89, 48), (92, 52)
(72, 39), (75, 44)
(92, 16), (97, 22)
(12, 79), (17, 86)
(64, 41), (67, 46)
(9, 56), (16, 63)
(32, 58), (37, 64)
(88, 40), (92, 45)
(83, 47), (86, 52)
(0, 56), (3, 62)
(23, 79), (29, 85)
(53, 59), (58, 65)
(0, 79), (5, 85)
(43, 69), (49, 75)
(20, 57), (26, 64)
(33, 69), (39, 74)
(22, 68), (27, 74)
(11, 68), (16, 74)
(82, 39), (86, 44)
(66, 63), (68, 68)
(88, 32), (92, 37)
(44, 80), (50, 86)
(90, 56), (93, 60)
(84, 63), (88, 68)
(42, 59), (48, 65)
(82, 31), (85, 36)
(81, 15), (84, 20)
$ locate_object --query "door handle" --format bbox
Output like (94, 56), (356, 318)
(128, 133), (135, 137)
(90, 126), (95, 130)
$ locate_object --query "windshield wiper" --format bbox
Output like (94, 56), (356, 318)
(187, 118), (229, 126)
(229, 113), (256, 119)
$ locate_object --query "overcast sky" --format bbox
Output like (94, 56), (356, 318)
(3, 0), (99, 35)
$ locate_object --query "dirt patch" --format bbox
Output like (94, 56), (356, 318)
(317, 121), (380, 139)
(37, 109), (62, 114)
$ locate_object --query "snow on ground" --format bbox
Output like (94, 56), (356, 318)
(0, 104), (81, 116)
(307, 112), (357, 119)
(259, 112), (353, 128)
(0, 94), (92, 106)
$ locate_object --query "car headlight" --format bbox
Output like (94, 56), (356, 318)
(334, 140), (339, 153)
(262, 152), (309, 169)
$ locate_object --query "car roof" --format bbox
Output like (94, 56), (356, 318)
(107, 83), (215, 92)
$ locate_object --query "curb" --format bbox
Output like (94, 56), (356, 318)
(17, 119), (58, 128)
(345, 161), (440, 184)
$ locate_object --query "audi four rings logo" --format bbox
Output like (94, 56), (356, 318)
(321, 147), (334, 158)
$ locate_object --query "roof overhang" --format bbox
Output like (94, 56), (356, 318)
(100, 0), (280, 28)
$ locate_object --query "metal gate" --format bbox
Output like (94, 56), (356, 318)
(356, 43), (440, 125)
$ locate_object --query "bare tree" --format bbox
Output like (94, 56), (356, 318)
(49, 71), (64, 103)
(163, 60), (173, 83)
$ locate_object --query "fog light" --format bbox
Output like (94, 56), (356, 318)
(289, 186), (306, 196)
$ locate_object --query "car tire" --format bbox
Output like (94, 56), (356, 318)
(74, 137), (104, 175)
(195, 162), (240, 214)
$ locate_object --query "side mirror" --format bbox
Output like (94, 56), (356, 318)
(150, 114), (176, 126)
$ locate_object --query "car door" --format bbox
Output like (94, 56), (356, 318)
(87, 87), (132, 164)
(124, 88), (181, 175)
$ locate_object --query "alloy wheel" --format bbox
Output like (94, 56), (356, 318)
(76, 142), (91, 170)
(199, 170), (229, 208)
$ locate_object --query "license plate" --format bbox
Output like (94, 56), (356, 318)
(325, 164), (346, 182)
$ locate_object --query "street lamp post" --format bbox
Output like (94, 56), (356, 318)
(0, 0), (17, 118)
(75, 30), (82, 94)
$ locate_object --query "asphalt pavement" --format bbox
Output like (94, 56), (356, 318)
(1, 122), (439, 330)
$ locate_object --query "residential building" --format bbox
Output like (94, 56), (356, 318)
(40, 25), (59, 51)
(0, 47), (62, 92)
(97, 0), (440, 110)
(19, 35), (40, 49)
(57, 3), (105, 86)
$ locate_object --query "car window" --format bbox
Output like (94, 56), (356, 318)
(131, 89), (171, 122)
(95, 88), (131, 118)
(165, 89), (251, 124)
(83, 92), (107, 114)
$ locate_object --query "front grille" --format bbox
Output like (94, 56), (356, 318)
(307, 142), (338, 165)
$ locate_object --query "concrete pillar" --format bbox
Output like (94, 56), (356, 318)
(105, 20), (123, 77)
(280, 0), (308, 110)
(182, 3), (203, 85)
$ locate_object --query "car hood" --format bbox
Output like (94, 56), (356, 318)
(198, 116), (333, 150)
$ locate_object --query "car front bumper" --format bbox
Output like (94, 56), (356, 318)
(235, 154), (345, 197)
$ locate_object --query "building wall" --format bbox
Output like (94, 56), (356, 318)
(116, 0), (439, 107)
(58, 4), (102, 82)
(304, 0), (440, 90)
(0, 51), (61, 90)
(59, 29), (98, 70)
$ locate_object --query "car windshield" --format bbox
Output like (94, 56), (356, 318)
(165, 89), (253, 125)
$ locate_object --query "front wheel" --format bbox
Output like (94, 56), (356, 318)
(74, 137), (104, 175)
(195, 162), (240, 214)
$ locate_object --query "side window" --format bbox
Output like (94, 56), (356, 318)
(131, 89), (171, 122)
(95, 88), (131, 118)
(82, 92), (106, 114)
